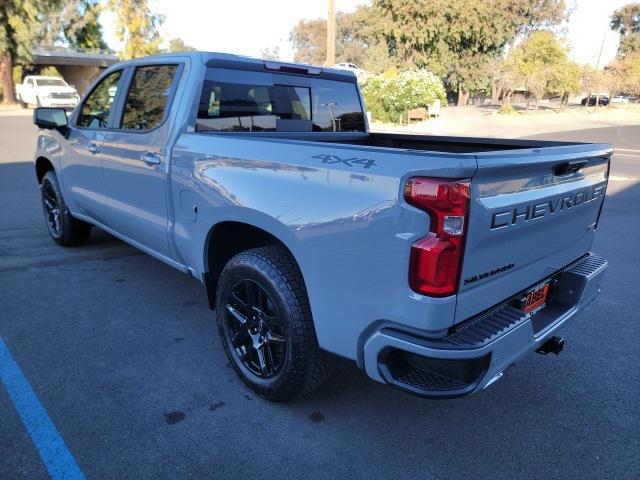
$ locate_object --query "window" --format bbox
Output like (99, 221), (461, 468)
(36, 78), (66, 87)
(197, 82), (312, 132)
(121, 65), (178, 130)
(196, 72), (365, 133)
(311, 82), (365, 132)
(77, 70), (122, 129)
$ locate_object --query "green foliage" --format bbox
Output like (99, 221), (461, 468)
(605, 54), (640, 97)
(40, 0), (107, 50)
(361, 69), (446, 123)
(501, 30), (579, 107)
(290, 5), (392, 73)
(498, 104), (518, 114)
(611, 3), (640, 57)
(610, 3), (640, 35)
(374, 0), (567, 101)
(106, 0), (164, 60)
(0, 0), (60, 103)
(168, 38), (195, 53)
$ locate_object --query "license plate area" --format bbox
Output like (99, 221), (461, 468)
(518, 281), (551, 315)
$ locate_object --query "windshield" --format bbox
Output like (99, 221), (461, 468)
(197, 69), (365, 133)
(36, 78), (67, 87)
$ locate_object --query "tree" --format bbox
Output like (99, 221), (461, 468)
(504, 0), (568, 48)
(610, 3), (640, 35)
(501, 30), (575, 110)
(0, 0), (55, 104)
(611, 3), (640, 56)
(374, 0), (568, 105)
(168, 38), (195, 53)
(376, 0), (515, 104)
(605, 54), (640, 99)
(40, 0), (107, 50)
(106, 0), (164, 60)
(290, 5), (392, 73)
(260, 46), (281, 60)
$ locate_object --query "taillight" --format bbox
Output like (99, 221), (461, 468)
(404, 177), (471, 297)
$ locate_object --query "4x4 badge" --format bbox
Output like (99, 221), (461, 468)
(312, 154), (377, 169)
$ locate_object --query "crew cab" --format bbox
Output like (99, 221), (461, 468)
(17, 75), (80, 109)
(32, 52), (610, 401)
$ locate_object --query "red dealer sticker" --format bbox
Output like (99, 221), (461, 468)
(520, 282), (550, 314)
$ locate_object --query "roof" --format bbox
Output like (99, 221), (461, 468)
(117, 51), (357, 82)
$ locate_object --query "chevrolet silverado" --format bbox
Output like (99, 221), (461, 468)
(32, 52), (610, 401)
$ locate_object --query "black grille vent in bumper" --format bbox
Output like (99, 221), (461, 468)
(397, 368), (470, 392)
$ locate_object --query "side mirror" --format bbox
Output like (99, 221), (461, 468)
(34, 108), (68, 130)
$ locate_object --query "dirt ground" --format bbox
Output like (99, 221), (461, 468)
(371, 103), (640, 138)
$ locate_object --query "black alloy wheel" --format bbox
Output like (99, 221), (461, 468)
(215, 246), (334, 401)
(42, 177), (62, 239)
(223, 279), (286, 378)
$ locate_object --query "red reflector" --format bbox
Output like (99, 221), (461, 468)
(405, 178), (470, 297)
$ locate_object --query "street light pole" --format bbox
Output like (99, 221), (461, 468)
(326, 0), (336, 66)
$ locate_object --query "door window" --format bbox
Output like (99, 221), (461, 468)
(77, 70), (122, 129)
(120, 65), (178, 130)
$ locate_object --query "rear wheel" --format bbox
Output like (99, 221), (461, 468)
(41, 170), (92, 246)
(216, 246), (333, 402)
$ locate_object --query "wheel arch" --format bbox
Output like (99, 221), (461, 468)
(203, 220), (308, 310)
(35, 156), (55, 184)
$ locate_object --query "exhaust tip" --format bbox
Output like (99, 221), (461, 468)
(536, 336), (565, 355)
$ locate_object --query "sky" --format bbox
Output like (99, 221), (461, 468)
(100, 0), (631, 68)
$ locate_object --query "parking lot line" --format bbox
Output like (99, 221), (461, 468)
(0, 337), (85, 480)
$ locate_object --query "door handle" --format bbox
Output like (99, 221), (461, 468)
(140, 152), (161, 165)
(554, 160), (588, 176)
(87, 143), (100, 154)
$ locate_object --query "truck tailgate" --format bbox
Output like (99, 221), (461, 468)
(455, 144), (612, 322)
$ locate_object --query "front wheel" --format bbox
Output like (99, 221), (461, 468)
(215, 246), (334, 402)
(41, 171), (92, 246)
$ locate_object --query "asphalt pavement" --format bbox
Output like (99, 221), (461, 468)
(1, 115), (638, 479)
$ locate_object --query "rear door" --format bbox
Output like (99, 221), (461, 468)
(455, 144), (612, 322)
(101, 63), (182, 257)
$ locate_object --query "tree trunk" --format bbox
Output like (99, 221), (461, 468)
(0, 51), (15, 105)
(491, 81), (502, 105)
(457, 87), (469, 106)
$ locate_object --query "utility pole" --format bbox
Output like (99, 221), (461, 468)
(594, 31), (607, 108)
(326, 0), (336, 66)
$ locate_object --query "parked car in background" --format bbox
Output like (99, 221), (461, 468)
(610, 96), (630, 104)
(332, 62), (367, 78)
(16, 76), (80, 109)
(581, 95), (609, 106)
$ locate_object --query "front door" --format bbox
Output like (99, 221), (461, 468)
(101, 64), (181, 258)
(61, 69), (123, 224)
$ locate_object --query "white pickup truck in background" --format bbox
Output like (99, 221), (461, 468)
(16, 75), (80, 109)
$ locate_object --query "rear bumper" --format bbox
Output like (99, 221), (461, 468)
(362, 253), (608, 398)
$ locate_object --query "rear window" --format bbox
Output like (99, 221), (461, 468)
(196, 70), (364, 133)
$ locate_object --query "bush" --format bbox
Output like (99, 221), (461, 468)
(497, 104), (518, 115)
(361, 69), (446, 123)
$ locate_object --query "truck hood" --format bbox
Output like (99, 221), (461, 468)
(37, 85), (78, 95)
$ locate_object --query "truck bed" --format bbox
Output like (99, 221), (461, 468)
(208, 131), (583, 154)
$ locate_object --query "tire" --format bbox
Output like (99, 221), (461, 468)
(215, 246), (334, 402)
(41, 170), (92, 246)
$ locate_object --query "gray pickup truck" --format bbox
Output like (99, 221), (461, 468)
(33, 52), (610, 401)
